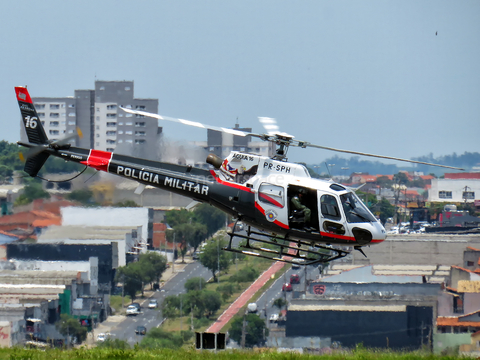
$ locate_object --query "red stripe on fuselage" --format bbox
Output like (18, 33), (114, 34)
(81, 149), (113, 172)
(255, 202), (289, 229)
(209, 170), (253, 192)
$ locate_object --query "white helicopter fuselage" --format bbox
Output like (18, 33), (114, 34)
(217, 151), (386, 247)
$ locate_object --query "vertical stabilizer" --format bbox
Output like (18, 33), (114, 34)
(15, 86), (48, 145)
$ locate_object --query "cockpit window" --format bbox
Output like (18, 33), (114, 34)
(259, 183), (284, 208)
(340, 192), (376, 223)
(320, 195), (341, 221)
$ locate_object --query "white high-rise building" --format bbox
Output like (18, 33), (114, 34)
(20, 81), (161, 156)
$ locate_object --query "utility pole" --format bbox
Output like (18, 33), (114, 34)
(217, 236), (220, 283)
(241, 311), (247, 348)
(121, 274), (125, 310)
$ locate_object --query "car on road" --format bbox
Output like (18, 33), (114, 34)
(269, 313), (279, 323)
(126, 305), (140, 316)
(135, 326), (147, 335)
(148, 299), (158, 309)
(96, 332), (111, 342)
(291, 258), (304, 269)
(282, 283), (292, 292)
(290, 274), (300, 284)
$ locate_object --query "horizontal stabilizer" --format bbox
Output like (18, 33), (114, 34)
(24, 152), (50, 177)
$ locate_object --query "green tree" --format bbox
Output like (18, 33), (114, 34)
(55, 314), (87, 345)
(115, 262), (143, 301)
(192, 203), (226, 237)
(394, 172), (409, 185)
(377, 198), (395, 224)
(138, 252), (167, 287)
(162, 295), (181, 320)
(66, 188), (94, 204)
(14, 181), (50, 206)
(202, 290), (222, 317)
(229, 314), (269, 347)
(184, 277), (207, 292)
(376, 176), (393, 188)
(199, 237), (231, 281)
(272, 297), (287, 310)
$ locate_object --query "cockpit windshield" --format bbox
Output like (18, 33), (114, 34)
(340, 192), (376, 223)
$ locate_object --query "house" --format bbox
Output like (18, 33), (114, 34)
(435, 249), (480, 353)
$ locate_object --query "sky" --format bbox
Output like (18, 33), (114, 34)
(1, 1), (479, 167)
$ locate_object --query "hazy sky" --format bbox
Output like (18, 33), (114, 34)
(1, 1), (479, 166)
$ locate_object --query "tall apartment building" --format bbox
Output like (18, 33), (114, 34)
(20, 81), (161, 156)
(195, 123), (275, 159)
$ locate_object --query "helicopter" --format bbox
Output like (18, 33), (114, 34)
(15, 86), (463, 265)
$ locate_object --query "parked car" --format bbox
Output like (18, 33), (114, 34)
(135, 326), (147, 335)
(290, 274), (300, 284)
(148, 299), (158, 309)
(126, 305), (140, 316)
(96, 333), (106, 342)
(282, 283), (292, 292)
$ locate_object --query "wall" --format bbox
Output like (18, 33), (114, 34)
(286, 306), (433, 350)
(434, 333), (471, 354)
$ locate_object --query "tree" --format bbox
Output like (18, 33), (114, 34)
(56, 314), (87, 345)
(199, 236), (231, 281)
(202, 290), (222, 317)
(184, 277), (207, 292)
(192, 203), (226, 238)
(229, 314), (269, 348)
(115, 262), (143, 301)
(139, 252), (167, 287)
(162, 295), (181, 320)
(14, 181), (50, 206)
(377, 198), (395, 224)
(66, 188), (94, 204)
(272, 297), (287, 310)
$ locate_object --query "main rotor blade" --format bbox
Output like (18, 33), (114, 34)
(121, 107), (263, 139)
(302, 143), (464, 170)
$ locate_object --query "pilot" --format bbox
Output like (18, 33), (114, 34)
(291, 188), (312, 231)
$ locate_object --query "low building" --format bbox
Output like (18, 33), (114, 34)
(286, 265), (440, 350)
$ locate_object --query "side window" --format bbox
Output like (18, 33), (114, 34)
(320, 194), (341, 221)
(258, 183), (284, 208)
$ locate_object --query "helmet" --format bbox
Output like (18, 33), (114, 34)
(298, 188), (307, 195)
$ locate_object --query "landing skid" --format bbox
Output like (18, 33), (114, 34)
(224, 224), (350, 265)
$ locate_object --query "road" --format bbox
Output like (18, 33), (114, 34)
(109, 260), (212, 345)
(255, 263), (319, 322)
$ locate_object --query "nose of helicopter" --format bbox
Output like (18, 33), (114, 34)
(372, 221), (387, 243)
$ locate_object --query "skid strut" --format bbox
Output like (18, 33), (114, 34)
(224, 222), (350, 265)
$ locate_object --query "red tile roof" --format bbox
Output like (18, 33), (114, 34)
(437, 317), (480, 327)
(445, 173), (480, 180)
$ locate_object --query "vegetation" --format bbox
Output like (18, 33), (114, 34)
(228, 313), (269, 348)
(198, 236), (231, 282)
(55, 314), (87, 344)
(115, 252), (167, 301)
(0, 347), (472, 360)
(14, 181), (50, 205)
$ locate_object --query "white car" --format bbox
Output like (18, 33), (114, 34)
(269, 313), (279, 322)
(148, 299), (158, 309)
(126, 305), (140, 316)
(96, 332), (110, 342)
